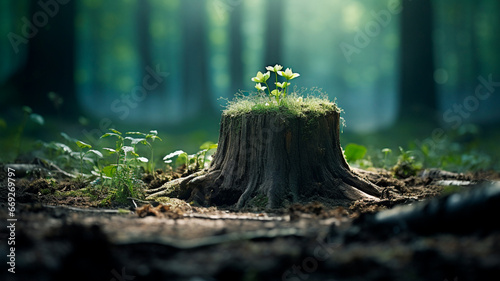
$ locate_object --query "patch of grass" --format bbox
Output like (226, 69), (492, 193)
(223, 88), (340, 118)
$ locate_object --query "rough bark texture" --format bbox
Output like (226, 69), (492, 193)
(162, 110), (380, 209)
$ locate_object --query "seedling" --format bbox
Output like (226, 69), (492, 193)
(125, 130), (162, 174)
(163, 142), (218, 174)
(14, 106), (44, 159)
(100, 129), (140, 201)
(74, 140), (102, 177)
(392, 147), (421, 178)
(381, 148), (392, 169)
(252, 64), (300, 106)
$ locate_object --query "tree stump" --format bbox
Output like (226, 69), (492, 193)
(148, 106), (380, 208)
(148, 108), (381, 208)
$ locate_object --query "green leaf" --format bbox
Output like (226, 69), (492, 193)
(22, 106), (32, 114)
(146, 133), (162, 141)
(88, 149), (103, 158)
(176, 152), (188, 165)
(110, 128), (122, 135)
(137, 157), (149, 163)
(100, 132), (121, 139)
(82, 156), (94, 163)
(122, 146), (134, 154)
(163, 150), (186, 160)
(60, 132), (76, 143)
(344, 143), (367, 163)
(200, 141), (216, 150)
(103, 147), (117, 154)
(101, 165), (117, 177)
(30, 113), (44, 125)
(125, 137), (146, 145)
(126, 131), (146, 136)
(70, 151), (81, 158)
(55, 142), (72, 153)
(76, 140), (92, 149)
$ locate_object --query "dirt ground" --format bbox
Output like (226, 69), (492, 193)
(1, 167), (500, 281)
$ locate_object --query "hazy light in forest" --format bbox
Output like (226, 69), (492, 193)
(342, 2), (365, 31)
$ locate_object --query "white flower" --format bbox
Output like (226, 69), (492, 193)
(251, 71), (271, 83)
(266, 64), (283, 73)
(278, 68), (300, 80)
(255, 83), (267, 91)
(297, 97), (303, 103)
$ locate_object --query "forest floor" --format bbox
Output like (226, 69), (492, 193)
(1, 167), (500, 281)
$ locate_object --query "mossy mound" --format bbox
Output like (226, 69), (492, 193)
(223, 89), (340, 118)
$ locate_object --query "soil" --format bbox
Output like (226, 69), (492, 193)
(1, 167), (500, 281)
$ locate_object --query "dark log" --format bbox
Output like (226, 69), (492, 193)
(182, 109), (380, 208)
(354, 182), (500, 237)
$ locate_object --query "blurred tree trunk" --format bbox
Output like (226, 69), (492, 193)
(137, 0), (165, 92)
(181, 0), (212, 116)
(9, 0), (77, 117)
(399, 0), (436, 125)
(229, 4), (243, 95)
(264, 0), (283, 66)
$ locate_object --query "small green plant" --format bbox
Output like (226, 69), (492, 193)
(381, 148), (392, 169)
(74, 140), (102, 178)
(392, 147), (421, 178)
(125, 130), (162, 174)
(14, 106), (44, 159)
(163, 142), (218, 174)
(100, 129), (146, 202)
(252, 64), (300, 106)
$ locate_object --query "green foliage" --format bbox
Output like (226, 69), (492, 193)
(344, 143), (367, 163)
(99, 128), (155, 202)
(412, 125), (492, 172)
(124, 130), (162, 173)
(343, 143), (373, 169)
(251, 64), (300, 106)
(392, 147), (422, 178)
(11, 106), (45, 160)
(163, 142), (218, 174)
(74, 140), (102, 178)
